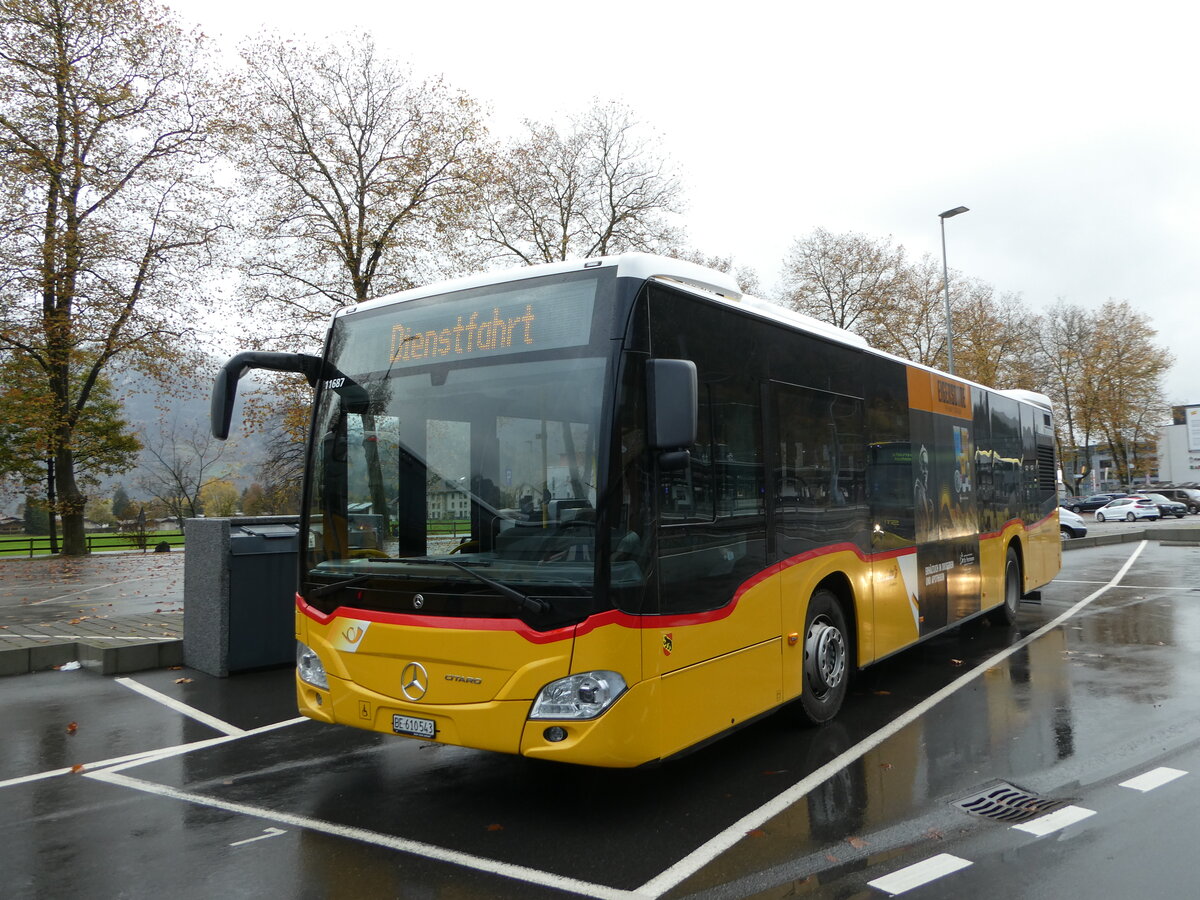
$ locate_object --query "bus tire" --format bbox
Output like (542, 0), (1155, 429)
(799, 589), (850, 724)
(989, 547), (1021, 626)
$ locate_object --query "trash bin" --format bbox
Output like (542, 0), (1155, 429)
(184, 517), (300, 677)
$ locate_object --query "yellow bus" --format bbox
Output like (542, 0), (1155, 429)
(211, 254), (1061, 767)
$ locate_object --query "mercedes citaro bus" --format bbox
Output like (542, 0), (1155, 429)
(211, 253), (1060, 767)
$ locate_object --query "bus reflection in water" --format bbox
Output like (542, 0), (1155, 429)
(211, 253), (1060, 767)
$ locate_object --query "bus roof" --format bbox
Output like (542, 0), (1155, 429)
(340, 254), (1053, 410)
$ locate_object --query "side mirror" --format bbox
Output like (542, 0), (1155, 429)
(647, 359), (697, 453)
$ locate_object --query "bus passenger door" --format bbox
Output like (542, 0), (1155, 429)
(648, 381), (777, 758)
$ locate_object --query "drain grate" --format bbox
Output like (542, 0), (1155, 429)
(953, 782), (1069, 824)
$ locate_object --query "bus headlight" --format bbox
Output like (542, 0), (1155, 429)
(297, 641), (329, 690)
(530, 671), (627, 720)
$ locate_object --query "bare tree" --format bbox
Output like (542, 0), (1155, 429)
(0, 0), (226, 554)
(137, 421), (229, 526)
(477, 100), (683, 265)
(669, 249), (761, 296)
(1033, 300), (1095, 487)
(224, 31), (491, 345)
(780, 229), (906, 333)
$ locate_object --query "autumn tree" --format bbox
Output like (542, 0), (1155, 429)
(1086, 300), (1172, 484)
(223, 31), (491, 345)
(868, 252), (951, 366)
(199, 479), (239, 517)
(476, 100), (684, 265)
(0, 354), (140, 551)
(0, 0), (226, 554)
(947, 280), (1039, 388)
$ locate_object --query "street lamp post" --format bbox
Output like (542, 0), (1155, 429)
(938, 206), (969, 375)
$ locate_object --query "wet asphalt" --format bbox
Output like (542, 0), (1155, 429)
(3, 536), (1200, 898)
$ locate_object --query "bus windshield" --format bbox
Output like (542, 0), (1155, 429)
(303, 278), (613, 620)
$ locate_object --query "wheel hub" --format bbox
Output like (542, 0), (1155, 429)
(805, 616), (846, 698)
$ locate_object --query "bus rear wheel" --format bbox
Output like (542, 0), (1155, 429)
(989, 547), (1021, 626)
(799, 589), (849, 724)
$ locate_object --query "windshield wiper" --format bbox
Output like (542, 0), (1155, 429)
(412, 557), (549, 615)
(310, 574), (370, 598)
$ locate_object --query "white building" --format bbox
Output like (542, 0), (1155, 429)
(1157, 405), (1200, 485)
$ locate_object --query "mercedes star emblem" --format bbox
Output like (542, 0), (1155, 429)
(400, 662), (428, 701)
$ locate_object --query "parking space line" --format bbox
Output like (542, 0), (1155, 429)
(98, 716), (309, 774)
(115, 676), (246, 736)
(0, 718), (308, 790)
(867, 853), (972, 895)
(86, 769), (644, 900)
(1120, 767), (1188, 792)
(637, 541), (1149, 899)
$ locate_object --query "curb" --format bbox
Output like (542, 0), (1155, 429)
(1061, 526), (1200, 551)
(0, 638), (183, 677)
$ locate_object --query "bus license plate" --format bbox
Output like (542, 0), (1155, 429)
(393, 714), (436, 738)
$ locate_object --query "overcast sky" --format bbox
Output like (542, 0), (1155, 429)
(167, 0), (1198, 404)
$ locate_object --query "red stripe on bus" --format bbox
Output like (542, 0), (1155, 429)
(297, 542), (920, 640)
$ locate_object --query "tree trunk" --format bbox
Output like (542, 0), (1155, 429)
(55, 443), (89, 556)
(46, 457), (60, 554)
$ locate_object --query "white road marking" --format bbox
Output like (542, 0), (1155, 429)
(1120, 767), (1188, 792)
(0, 718), (309, 790)
(1053, 580), (1192, 591)
(230, 826), (288, 846)
(87, 770), (642, 900)
(1012, 805), (1096, 836)
(638, 540), (1149, 898)
(30, 575), (155, 604)
(867, 854), (972, 895)
(115, 676), (246, 736)
(3, 635), (175, 641)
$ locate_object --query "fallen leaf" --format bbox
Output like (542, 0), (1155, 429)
(746, 828), (767, 837)
(70, 764), (85, 774)
(174, 677), (193, 684)
(66, 722), (78, 734)
(846, 836), (867, 850)
(486, 824), (504, 832)
(879, 762), (893, 770)
(950, 658), (964, 666)
(926, 828), (944, 840)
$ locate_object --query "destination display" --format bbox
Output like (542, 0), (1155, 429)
(334, 275), (599, 373)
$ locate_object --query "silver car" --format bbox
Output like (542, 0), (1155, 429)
(1094, 496), (1160, 522)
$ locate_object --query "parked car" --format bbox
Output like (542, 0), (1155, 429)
(1134, 492), (1188, 518)
(1062, 492), (1127, 513)
(1155, 487), (1200, 514)
(1059, 507), (1088, 540)
(1094, 496), (1159, 522)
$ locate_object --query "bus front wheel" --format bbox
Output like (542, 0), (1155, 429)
(799, 589), (850, 724)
